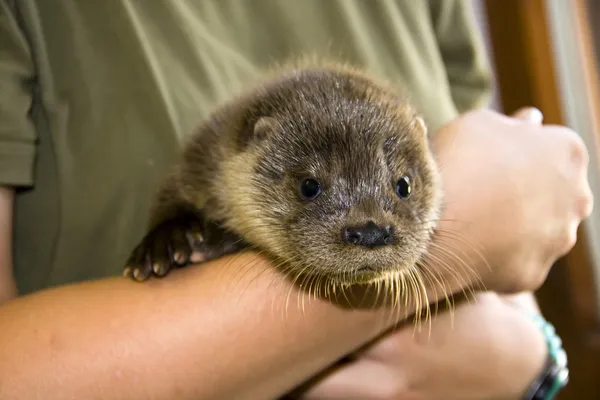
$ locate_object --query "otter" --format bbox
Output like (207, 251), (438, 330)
(123, 61), (443, 291)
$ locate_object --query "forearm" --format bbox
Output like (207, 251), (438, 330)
(0, 253), (368, 399)
(481, 293), (548, 400)
(291, 291), (548, 400)
(501, 291), (541, 314)
(0, 245), (480, 400)
(399, 292), (548, 400)
(0, 186), (16, 303)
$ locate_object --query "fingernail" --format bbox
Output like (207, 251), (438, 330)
(528, 107), (544, 124)
(513, 107), (544, 124)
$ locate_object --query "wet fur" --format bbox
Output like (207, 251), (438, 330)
(124, 60), (443, 290)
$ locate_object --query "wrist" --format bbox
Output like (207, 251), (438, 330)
(425, 217), (486, 296)
(501, 292), (541, 314)
(520, 313), (569, 400)
(484, 296), (549, 400)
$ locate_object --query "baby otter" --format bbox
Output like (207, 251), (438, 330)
(123, 61), (443, 288)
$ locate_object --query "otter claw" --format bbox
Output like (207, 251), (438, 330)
(123, 266), (133, 278)
(189, 231), (204, 245)
(123, 212), (207, 281)
(123, 209), (246, 282)
(133, 265), (152, 281)
(152, 263), (167, 276)
(173, 251), (189, 265)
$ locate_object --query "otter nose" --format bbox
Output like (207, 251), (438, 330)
(342, 221), (395, 248)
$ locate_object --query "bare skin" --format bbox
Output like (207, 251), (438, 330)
(0, 108), (593, 400)
(295, 291), (548, 400)
(0, 187), (16, 304)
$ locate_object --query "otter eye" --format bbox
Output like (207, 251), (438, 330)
(299, 178), (321, 200)
(395, 176), (412, 199)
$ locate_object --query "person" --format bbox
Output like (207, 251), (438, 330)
(0, 1), (592, 399)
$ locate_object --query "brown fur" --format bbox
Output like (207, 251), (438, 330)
(124, 60), (443, 287)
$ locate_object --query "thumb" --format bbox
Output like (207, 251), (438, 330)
(511, 107), (544, 124)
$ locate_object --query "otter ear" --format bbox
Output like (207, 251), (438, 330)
(410, 116), (428, 136)
(253, 116), (279, 141)
(238, 116), (279, 150)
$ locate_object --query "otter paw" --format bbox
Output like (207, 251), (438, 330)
(123, 214), (205, 281)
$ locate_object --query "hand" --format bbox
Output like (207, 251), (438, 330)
(430, 107), (593, 293)
(285, 107), (579, 399)
(294, 292), (548, 400)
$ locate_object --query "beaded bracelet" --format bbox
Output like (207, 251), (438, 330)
(522, 313), (569, 400)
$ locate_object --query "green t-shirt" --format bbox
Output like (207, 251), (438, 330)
(0, 0), (492, 294)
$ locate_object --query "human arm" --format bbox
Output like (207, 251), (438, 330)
(290, 107), (588, 400)
(0, 186), (17, 302)
(1, 0), (35, 303)
(0, 252), (417, 400)
(0, 106), (592, 400)
(294, 291), (548, 400)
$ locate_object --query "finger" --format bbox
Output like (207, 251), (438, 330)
(298, 359), (403, 400)
(580, 180), (594, 218)
(512, 107), (544, 124)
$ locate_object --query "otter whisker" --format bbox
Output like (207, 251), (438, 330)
(412, 237), (480, 295)
(285, 265), (309, 317)
(396, 271), (410, 325)
(282, 256), (322, 315)
(416, 264), (444, 329)
(433, 228), (491, 273)
(404, 269), (418, 326)
(414, 244), (468, 290)
(410, 268), (424, 329)
(416, 258), (454, 323)
(428, 241), (485, 294)
(226, 254), (267, 296)
(411, 219), (490, 278)
(417, 244), (472, 297)
(414, 267), (433, 337)
(226, 245), (265, 281)
(423, 243), (479, 306)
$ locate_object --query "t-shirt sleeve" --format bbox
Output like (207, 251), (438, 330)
(429, 0), (494, 113)
(0, 0), (37, 187)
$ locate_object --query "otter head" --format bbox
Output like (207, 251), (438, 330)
(219, 71), (442, 286)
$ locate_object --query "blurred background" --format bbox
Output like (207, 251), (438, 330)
(474, 1), (600, 398)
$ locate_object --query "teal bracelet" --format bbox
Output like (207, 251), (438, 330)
(522, 313), (569, 400)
